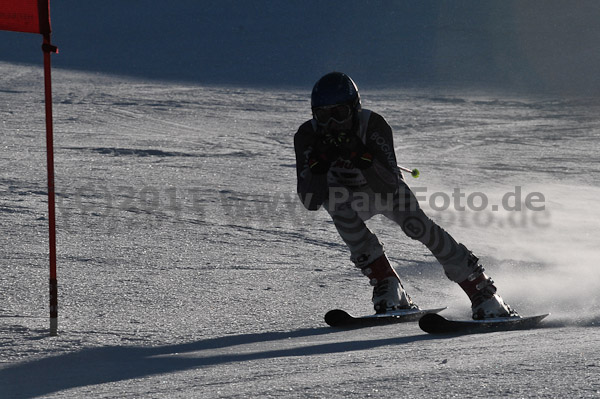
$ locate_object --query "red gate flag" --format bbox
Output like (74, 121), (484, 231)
(0, 0), (51, 34)
(1, 0), (58, 336)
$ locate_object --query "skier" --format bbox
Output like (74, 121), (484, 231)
(294, 72), (518, 319)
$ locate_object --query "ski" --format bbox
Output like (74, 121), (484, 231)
(418, 313), (550, 335)
(324, 307), (447, 328)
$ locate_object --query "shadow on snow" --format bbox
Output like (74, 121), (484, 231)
(1, 326), (436, 398)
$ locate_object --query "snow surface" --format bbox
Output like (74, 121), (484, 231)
(2, 2), (600, 398)
(2, 1), (600, 92)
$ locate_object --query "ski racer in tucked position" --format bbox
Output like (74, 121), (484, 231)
(294, 72), (519, 319)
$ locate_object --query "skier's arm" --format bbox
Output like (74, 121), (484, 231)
(362, 113), (401, 194)
(294, 122), (329, 210)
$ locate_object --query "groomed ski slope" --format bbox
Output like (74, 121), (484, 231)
(1, 64), (600, 398)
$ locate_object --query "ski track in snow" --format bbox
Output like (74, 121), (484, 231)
(1, 64), (600, 398)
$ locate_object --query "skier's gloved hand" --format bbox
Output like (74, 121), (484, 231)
(307, 133), (340, 174)
(338, 133), (373, 170)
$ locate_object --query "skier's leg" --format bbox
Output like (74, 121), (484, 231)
(384, 181), (518, 318)
(323, 190), (415, 312)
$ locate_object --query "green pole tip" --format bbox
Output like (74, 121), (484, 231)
(411, 168), (420, 178)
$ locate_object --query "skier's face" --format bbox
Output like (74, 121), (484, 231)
(313, 103), (356, 136)
(313, 104), (353, 128)
(324, 116), (353, 133)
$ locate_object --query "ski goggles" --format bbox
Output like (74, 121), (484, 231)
(312, 104), (353, 126)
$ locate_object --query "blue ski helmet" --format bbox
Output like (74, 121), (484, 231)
(311, 72), (361, 114)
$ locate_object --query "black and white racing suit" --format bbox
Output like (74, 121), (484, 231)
(294, 109), (474, 283)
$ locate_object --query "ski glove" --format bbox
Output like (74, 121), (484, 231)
(338, 133), (373, 170)
(307, 133), (340, 174)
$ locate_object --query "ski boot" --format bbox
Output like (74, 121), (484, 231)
(459, 254), (519, 320)
(359, 254), (418, 314)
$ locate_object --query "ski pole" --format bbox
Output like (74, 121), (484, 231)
(398, 164), (420, 178)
